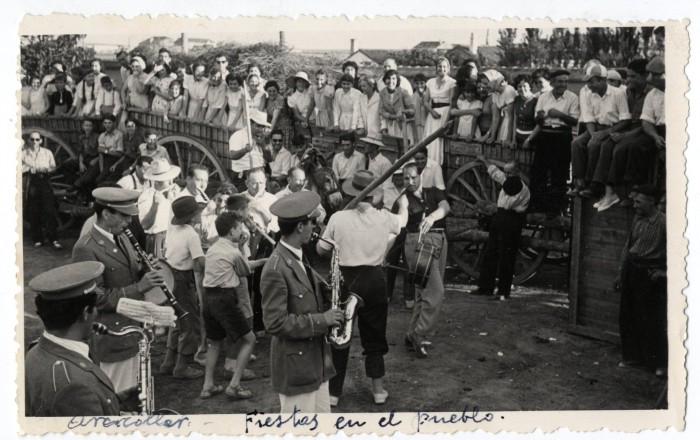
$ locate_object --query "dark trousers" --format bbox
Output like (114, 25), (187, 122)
(385, 230), (415, 302)
(330, 265), (389, 398)
(102, 156), (136, 184)
(251, 238), (274, 332)
(25, 174), (58, 243)
(478, 209), (523, 298)
(619, 257), (668, 370)
(73, 156), (101, 193)
(607, 133), (657, 186)
(530, 130), (571, 213)
(166, 268), (202, 356)
(95, 155), (121, 186)
(571, 127), (610, 181)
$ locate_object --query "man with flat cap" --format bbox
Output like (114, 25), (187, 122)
(25, 261), (134, 416)
(72, 187), (165, 393)
(260, 191), (344, 413)
(317, 170), (408, 407)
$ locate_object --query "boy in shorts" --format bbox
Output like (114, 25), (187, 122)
(200, 212), (266, 400)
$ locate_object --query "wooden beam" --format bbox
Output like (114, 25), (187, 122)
(446, 229), (570, 253)
(568, 198), (583, 326)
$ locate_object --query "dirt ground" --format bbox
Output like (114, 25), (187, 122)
(20, 233), (666, 414)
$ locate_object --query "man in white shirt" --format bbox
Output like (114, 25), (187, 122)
(376, 58), (413, 95)
(570, 64), (631, 200)
(228, 109), (269, 192)
(116, 155), (152, 191)
(362, 137), (392, 181)
(276, 166), (327, 223)
(138, 159), (182, 258)
(413, 147), (446, 190)
(331, 132), (365, 185)
(268, 129), (300, 186)
(177, 164), (210, 203)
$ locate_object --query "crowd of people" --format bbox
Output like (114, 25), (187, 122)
(23, 28), (668, 416)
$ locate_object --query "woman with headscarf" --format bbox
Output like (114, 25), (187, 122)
(475, 72), (499, 143)
(423, 57), (456, 164)
(486, 69), (517, 144)
(358, 76), (381, 139)
(379, 70), (415, 143)
(121, 55), (151, 110)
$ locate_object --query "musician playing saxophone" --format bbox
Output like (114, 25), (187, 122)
(72, 188), (165, 394)
(260, 191), (343, 413)
(403, 161), (451, 359)
(316, 170), (408, 407)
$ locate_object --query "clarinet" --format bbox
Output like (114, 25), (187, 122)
(122, 229), (189, 320)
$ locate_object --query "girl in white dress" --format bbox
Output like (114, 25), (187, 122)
(312, 70), (334, 128)
(424, 57), (456, 165)
(451, 81), (483, 141)
(246, 74), (267, 112)
(224, 74), (245, 132)
(332, 74), (363, 132)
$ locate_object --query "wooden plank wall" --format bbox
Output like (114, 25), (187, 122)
(568, 197), (635, 343)
(21, 116), (84, 148)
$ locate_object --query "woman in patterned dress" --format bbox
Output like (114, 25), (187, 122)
(265, 80), (295, 150)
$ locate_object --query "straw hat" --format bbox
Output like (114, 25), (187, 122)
(341, 170), (382, 198)
(293, 71), (310, 85)
(143, 158), (181, 181)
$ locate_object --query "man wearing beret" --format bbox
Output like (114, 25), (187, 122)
(260, 191), (343, 413)
(72, 188), (165, 393)
(25, 262), (134, 416)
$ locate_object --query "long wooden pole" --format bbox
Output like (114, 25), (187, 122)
(242, 81), (254, 170)
(344, 120), (453, 210)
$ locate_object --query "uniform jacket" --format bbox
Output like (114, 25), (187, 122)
(25, 337), (120, 417)
(260, 243), (336, 396)
(72, 226), (145, 363)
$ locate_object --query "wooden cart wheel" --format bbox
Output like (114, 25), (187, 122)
(158, 135), (229, 187)
(22, 127), (79, 232)
(520, 225), (570, 264)
(446, 160), (546, 284)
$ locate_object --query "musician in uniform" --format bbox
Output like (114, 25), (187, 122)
(25, 261), (124, 416)
(260, 191), (343, 413)
(317, 170), (407, 406)
(72, 188), (165, 392)
(402, 162), (451, 358)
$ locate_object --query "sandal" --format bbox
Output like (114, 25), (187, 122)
(225, 384), (253, 400)
(199, 385), (225, 400)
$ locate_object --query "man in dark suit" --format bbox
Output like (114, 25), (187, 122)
(25, 261), (123, 416)
(260, 191), (343, 413)
(72, 188), (164, 393)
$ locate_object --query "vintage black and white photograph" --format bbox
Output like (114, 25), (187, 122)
(13, 14), (688, 435)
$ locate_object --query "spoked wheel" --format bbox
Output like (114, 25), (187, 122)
(22, 127), (80, 232)
(520, 225), (570, 264)
(446, 160), (546, 284)
(158, 135), (229, 189)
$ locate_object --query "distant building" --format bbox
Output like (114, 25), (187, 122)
(137, 36), (175, 51)
(445, 44), (473, 66)
(412, 41), (442, 52)
(173, 36), (215, 52)
(341, 50), (383, 68)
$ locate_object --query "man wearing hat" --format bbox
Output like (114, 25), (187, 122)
(228, 108), (270, 192)
(94, 114), (125, 187)
(160, 196), (206, 379)
(25, 261), (128, 416)
(569, 63), (631, 202)
(362, 137), (393, 187)
(260, 191), (344, 413)
(317, 170), (407, 406)
(531, 69), (580, 214)
(138, 158), (182, 258)
(402, 162), (451, 359)
(641, 56), (666, 151)
(606, 69), (624, 90)
(331, 132), (365, 186)
(72, 188), (166, 393)
(288, 71), (316, 129)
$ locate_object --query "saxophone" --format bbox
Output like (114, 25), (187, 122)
(92, 322), (154, 415)
(312, 233), (364, 349)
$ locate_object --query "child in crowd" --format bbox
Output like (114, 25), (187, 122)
(203, 67), (227, 126)
(413, 73), (431, 141)
(312, 70), (334, 128)
(200, 212), (266, 400)
(95, 76), (123, 120)
(67, 71), (97, 118)
(47, 73), (73, 116)
(149, 62), (175, 114)
(163, 79), (187, 124)
(451, 80), (483, 141)
(224, 74), (245, 132)
(71, 119), (100, 193)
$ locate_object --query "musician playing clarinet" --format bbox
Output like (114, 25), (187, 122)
(316, 170), (407, 407)
(72, 188), (165, 394)
(403, 162), (451, 359)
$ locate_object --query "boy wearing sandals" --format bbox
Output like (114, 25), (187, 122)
(200, 212), (266, 400)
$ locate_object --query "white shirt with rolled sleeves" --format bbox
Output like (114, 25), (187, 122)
(535, 90), (580, 128)
(164, 224), (204, 271)
(367, 153), (393, 183)
(331, 150), (365, 180)
(270, 147), (300, 178)
(487, 164), (530, 213)
(640, 88), (665, 126)
(138, 185), (180, 234)
(245, 190), (279, 233)
(420, 158), (446, 190)
(228, 128), (266, 174)
(581, 85), (631, 126)
(22, 147), (56, 173)
(116, 173), (150, 191)
(320, 207), (403, 267)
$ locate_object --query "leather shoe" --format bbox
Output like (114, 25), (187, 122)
(407, 332), (427, 358)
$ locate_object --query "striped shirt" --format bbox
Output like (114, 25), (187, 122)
(623, 209), (666, 264)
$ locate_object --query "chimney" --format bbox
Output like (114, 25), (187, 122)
(350, 38), (355, 54)
(470, 33), (475, 54)
(279, 31), (287, 48)
(486, 29), (490, 46)
(181, 33), (189, 54)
